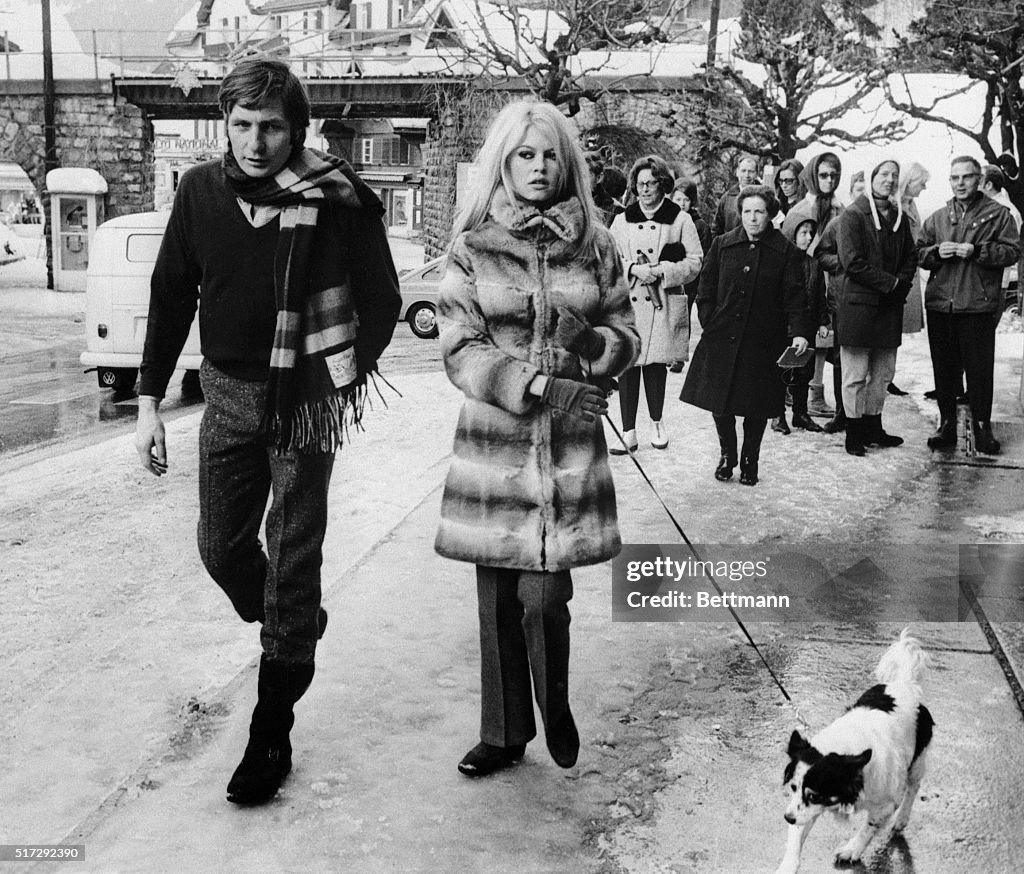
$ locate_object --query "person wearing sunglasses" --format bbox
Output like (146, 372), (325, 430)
(772, 158), (807, 221)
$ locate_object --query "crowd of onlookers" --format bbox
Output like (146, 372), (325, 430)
(586, 145), (1021, 483)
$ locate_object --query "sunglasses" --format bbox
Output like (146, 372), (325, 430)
(818, 171), (838, 179)
(779, 176), (798, 184)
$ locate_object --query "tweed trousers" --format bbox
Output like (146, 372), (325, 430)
(197, 361), (334, 665)
(475, 566), (573, 748)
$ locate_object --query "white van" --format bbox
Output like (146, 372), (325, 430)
(80, 210), (201, 390)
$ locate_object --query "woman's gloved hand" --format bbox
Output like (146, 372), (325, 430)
(541, 377), (608, 422)
(555, 305), (606, 359)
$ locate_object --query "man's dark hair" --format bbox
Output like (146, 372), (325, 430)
(219, 57), (310, 145)
(950, 155), (982, 176)
(982, 164), (1005, 192)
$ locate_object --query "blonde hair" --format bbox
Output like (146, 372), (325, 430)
(897, 161), (930, 204)
(450, 100), (600, 258)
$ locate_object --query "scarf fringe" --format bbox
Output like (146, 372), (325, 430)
(265, 371), (403, 454)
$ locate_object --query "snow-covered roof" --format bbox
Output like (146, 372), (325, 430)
(0, 0), (120, 78)
(45, 168), (109, 195)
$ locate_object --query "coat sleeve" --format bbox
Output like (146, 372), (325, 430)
(695, 237), (722, 328)
(609, 213), (640, 287)
(437, 237), (540, 415)
(814, 217), (841, 275)
(659, 211), (703, 288)
(583, 233), (641, 378)
(916, 212), (944, 271)
(348, 212), (402, 373)
(784, 245), (813, 339)
(140, 184), (201, 399)
(837, 211), (899, 295)
(976, 208), (1021, 269)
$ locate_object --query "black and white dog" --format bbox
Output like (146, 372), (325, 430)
(775, 629), (934, 874)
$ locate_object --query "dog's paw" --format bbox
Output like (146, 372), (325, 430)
(833, 841), (864, 867)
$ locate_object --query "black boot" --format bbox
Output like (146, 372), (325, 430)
(864, 413), (903, 447)
(227, 658), (314, 805)
(713, 416), (738, 481)
(845, 418), (866, 456)
(973, 421), (1001, 455)
(739, 418), (765, 486)
(927, 419), (957, 450)
(824, 365), (846, 432)
(822, 410), (847, 433)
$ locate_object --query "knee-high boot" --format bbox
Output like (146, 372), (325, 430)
(227, 656), (315, 804)
(740, 417), (767, 486)
(713, 415), (738, 481)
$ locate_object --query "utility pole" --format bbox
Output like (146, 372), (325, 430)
(706, 0), (721, 70)
(41, 0), (59, 289)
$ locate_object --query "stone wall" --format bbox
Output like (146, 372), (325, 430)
(1, 89), (155, 283)
(418, 88), (711, 257)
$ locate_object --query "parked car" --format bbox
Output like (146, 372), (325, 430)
(80, 210), (200, 391)
(400, 255), (443, 339)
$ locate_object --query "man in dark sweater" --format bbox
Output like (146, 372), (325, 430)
(711, 154), (760, 238)
(135, 58), (401, 804)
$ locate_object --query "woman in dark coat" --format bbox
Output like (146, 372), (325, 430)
(834, 159), (917, 456)
(681, 185), (810, 485)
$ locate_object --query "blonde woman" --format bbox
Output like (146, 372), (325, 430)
(435, 100), (640, 777)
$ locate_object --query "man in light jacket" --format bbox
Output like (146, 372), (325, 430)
(918, 156), (1020, 454)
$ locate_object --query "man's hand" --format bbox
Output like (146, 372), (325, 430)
(956, 242), (975, 259)
(791, 336), (809, 356)
(135, 397), (168, 477)
(938, 241), (959, 259)
(541, 377), (608, 422)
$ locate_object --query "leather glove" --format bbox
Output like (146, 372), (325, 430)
(588, 374), (618, 397)
(555, 305), (606, 359)
(541, 377), (608, 422)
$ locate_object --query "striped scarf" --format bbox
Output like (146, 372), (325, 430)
(223, 146), (384, 453)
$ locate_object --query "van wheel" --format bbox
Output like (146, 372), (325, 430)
(98, 367), (137, 391)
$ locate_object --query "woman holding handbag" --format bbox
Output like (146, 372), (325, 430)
(681, 186), (810, 485)
(609, 156), (702, 452)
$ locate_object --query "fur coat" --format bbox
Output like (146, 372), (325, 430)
(434, 192), (640, 572)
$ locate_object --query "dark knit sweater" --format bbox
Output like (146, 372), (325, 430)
(140, 159), (401, 398)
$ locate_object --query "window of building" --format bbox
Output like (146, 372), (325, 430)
(361, 138), (373, 164)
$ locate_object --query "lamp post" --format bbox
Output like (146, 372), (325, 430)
(41, 0), (59, 289)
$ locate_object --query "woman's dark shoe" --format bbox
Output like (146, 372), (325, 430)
(227, 737), (293, 805)
(927, 420), (956, 450)
(791, 412), (823, 432)
(715, 454), (737, 482)
(738, 455), (759, 486)
(546, 711), (580, 768)
(887, 382), (908, 396)
(845, 419), (866, 457)
(457, 742), (526, 777)
(771, 415), (791, 435)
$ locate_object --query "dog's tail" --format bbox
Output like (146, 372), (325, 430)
(875, 627), (929, 687)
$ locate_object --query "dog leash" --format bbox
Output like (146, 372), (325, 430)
(604, 411), (810, 730)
